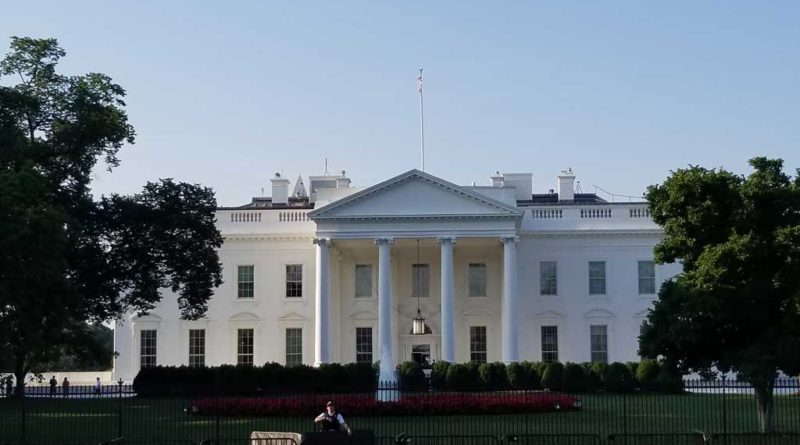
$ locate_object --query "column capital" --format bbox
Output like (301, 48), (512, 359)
(436, 236), (457, 245)
(374, 237), (394, 246)
(499, 235), (520, 245)
(313, 237), (331, 246)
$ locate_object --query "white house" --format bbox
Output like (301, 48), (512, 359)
(113, 168), (680, 382)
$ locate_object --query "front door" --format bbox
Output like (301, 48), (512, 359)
(411, 344), (431, 366)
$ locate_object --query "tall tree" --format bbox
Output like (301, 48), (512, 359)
(0, 37), (223, 395)
(640, 157), (800, 432)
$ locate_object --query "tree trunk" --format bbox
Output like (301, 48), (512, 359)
(753, 381), (775, 433)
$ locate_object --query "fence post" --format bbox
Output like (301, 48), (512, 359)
(721, 376), (727, 445)
(622, 389), (628, 437)
(20, 389), (26, 445)
(117, 378), (124, 438)
(215, 370), (221, 445)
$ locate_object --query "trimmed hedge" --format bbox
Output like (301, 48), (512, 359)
(133, 359), (682, 396)
(562, 363), (588, 392)
(398, 361), (426, 391)
(541, 362), (564, 391)
(636, 359), (661, 391)
(133, 362), (377, 396)
(479, 362), (508, 390)
(604, 362), (635, 393)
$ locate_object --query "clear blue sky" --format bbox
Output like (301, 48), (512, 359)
(3, 1), (799, 205)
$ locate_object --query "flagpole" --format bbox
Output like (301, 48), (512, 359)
(418, 68), (425, 172)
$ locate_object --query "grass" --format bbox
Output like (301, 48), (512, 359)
(0, 392), (798, 444)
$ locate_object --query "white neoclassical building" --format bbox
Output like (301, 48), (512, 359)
(113, 168), (680, 382)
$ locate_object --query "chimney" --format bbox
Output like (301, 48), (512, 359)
(557, 168), (575, 202)
(336, 170), (351, 188)
(270, 172), (290, 205)
(491, 171), (504, 187)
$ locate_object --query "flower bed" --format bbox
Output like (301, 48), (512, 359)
(188, 392), (581, 417)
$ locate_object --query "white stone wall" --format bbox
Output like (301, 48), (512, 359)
(114, 230), (679, 381)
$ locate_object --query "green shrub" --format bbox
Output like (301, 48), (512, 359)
(562, 363), (588, 392)
(581, 363), (601, 391)
(506, 362), (539, 389)
(446, 363), (480, 391)
(604, 362), (635, 393)
(479, 362), (508, 390)
(319, 363), (348, 391)
(398, 361), (426, 391)
(343, 362), (377, 391)
(430, 361), (450, 390)
(466, 362), (482, 390)
(655, 367), (684, 394)
(541, 362), (564, 391)
(636, 359), (661, 391)
(626, 362), (639, 383)
(524, 362), (543, 389)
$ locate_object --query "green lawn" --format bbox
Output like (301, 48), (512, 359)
(1, 393), (798, 444)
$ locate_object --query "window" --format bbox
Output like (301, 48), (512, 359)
(589, 261), (606, 295)
(237, 328), (254, 366)
(541, 326), (558, 363)
(638, 261), (656, 294)
(540, 261), (557, 295)
(286, 264), (303, 298)
(355, 327), (372, 363)
(140, 330), (157, 369)
(412, 264), (430, 298)
(590, 325), (608, 364)
(470, 326), (488, 363)
(188, 329), (205, 367)
(237, 265), (254, 299)
(468, 263), (487, 297)
(355, 265), (372, 297)
(286, 328), (303, 366)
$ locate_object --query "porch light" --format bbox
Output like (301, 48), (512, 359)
(412, 309), (427, 335)
(411, 238), (427, 335)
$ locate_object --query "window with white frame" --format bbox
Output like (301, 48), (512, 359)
(590, 325), (608, 363)
(355, 327), (373, 363)
(188, 329), (205, 367)
(140, 330), (157, 369)
(540, 261), (558, 295)
(541, 325), (558, 363)
(468, 263), (487, 297)
(589, 261), (606, 295)
(237, 265), (254, 299)
(237, 328), (254, 366)
(638, 261), (656, 294)
(286, 328), (303, 366)
(412, 264), (430, 298)
(355, 264), (372, 297)
(286, 264), (303, 298)
(469, 326), (487, 363)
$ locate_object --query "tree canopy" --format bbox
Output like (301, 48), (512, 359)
(0, 37), (223, 394)
(640, 157), (800, 432)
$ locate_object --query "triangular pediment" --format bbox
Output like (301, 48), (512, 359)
(309, 170), (522, 221)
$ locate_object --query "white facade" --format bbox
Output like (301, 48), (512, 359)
(113, 169), (680, 382)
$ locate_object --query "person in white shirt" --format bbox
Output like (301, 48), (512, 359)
(314, 401), (351, 435)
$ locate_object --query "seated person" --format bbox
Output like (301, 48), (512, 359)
(314, 401), (351, 435)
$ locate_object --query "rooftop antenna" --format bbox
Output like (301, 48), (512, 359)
(417, 68), (426, 172)
(324, 158), (330, 175)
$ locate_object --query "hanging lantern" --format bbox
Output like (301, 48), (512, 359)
(411, 238), (427, 335)
(412, 309), (427, 335)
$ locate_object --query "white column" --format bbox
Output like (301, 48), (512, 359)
(501, 236), (520, 363)
(314, 238), (331, 366)
(438, 237), (456, 362)
(376, 238), (395, 378)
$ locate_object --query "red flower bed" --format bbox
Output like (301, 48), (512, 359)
(189, 392), (581, 417)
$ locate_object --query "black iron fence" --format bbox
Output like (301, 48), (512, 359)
(0, 379), (798, 445)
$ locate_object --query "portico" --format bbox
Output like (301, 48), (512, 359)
(308, 170), (523, 369)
